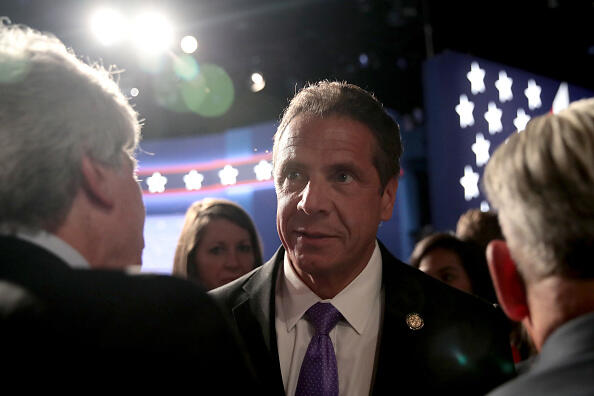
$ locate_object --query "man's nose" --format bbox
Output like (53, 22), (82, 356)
(297, 179), (330, 215)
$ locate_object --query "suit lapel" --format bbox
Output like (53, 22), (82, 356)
(372, 242), (429, 395)
(231, 247), (285, 394)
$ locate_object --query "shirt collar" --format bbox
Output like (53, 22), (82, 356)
(16, 229), (90, 269)
(280, 241), (382, 335)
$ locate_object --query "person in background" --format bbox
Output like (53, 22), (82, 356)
(484, 98), (594, 396)
(456, 209), (504, 252)
(211, 80), (514, 395)
(173, 198), (263, 290)
(0, 19), (257, 390)
(410, 232), (497, 303)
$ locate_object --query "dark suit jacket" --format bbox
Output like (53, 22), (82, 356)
(0, 236), (258, 392)
(211, 242), (515, 395)
(488, 311), (594, 396)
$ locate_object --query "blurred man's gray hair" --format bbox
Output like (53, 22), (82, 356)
(484, 98), (594, 282)
(0, 19), (141, 232)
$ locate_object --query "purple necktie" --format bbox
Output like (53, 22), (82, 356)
(295, 302), (343, 396)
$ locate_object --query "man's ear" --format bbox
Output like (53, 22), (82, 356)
(486, 240), (529, 321)
(380, 176), (398, 222)
(80, 155), (115, 209)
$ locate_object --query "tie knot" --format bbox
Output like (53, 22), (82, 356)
(304, 302), (343, 335)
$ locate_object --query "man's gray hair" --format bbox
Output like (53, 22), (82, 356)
(0, 20), (141, 232)
(484, 98), (594, 281)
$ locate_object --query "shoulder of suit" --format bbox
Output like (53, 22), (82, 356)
(209, 247), (282, 306)
(380, 243), (501, 321)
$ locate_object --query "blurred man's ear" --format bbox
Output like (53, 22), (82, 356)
(486, 240), (529, 322)
(80, 155), (115, 209)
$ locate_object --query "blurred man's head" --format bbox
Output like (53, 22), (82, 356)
(484, 98), (594, 349)
(0, 20), (144, 268)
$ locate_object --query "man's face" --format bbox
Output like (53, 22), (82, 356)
(106, 153), (146, 268)
(274, 115), (397, 285)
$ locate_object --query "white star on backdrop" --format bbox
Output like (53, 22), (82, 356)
(513, 108), (531, 132)
(552, 82), (569, 114)
(484, 102), (503, 134)
(460, 166), (480, 201)
(218, 165), (239, 185)
(183, 170), (204, 190)
(254, 160), (273, 181)
(471, 133), (491, 166)
(456, 94), (475, 128)
(467, 62), (486, 94)
(495, 71), (513, 102)
(147, 172), (167, 193)
(524, 79), (542, 110)
(480, 201), (490, 212)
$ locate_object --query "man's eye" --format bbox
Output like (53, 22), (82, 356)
(286, 171), (301, 180)
(336, 172), (354, 183)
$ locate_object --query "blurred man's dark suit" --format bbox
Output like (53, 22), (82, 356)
(0, 236), (259, 391)
(211, 241), (515, 396)
(488, 312), (594, 396)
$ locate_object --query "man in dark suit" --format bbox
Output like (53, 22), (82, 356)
(0, 21), (256, 389)
(484, 98), (594, 396)
(211, 81), (514, 395)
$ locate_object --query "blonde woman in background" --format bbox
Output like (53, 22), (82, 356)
(173, 198), (263, 290)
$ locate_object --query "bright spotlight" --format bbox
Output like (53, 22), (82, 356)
(250, 72), (265, 92)
(180, 35), (198, 54)
(90, 8), (127, 46)
(132, 12), (174, 54)
(130, 87), (139, 97)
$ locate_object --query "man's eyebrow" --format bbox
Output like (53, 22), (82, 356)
(276, 159), (306, 172)
(325, 162), (360, 173)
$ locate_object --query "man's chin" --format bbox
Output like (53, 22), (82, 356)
(290, 254), (338, 277)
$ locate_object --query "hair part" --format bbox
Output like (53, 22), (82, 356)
(273, 80), (402, 191)
(172, 198), (263, 283)
(484, 98), (594, 281)
(0, 20), (141, 232)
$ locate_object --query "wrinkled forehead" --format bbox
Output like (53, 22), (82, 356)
(273, 114), (377, 162)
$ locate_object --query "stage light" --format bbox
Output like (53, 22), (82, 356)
(180, 35), (198, 54)
(90, 8), (127, 46)
(250, 72), (265, 92)
(132, 12), (174, 54)
(130, 88), (139, 97)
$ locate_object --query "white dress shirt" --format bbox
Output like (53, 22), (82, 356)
(15, 229), (90, 269)
(275, 241), (383, 396)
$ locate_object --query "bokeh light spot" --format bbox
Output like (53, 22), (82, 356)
(153, 68), (191, 113)
(180, 35), (198, 54)
(0, 55), (30, 83)
(181, 64), (234, 117)
(454, 351), (468, 366)
(173, 55), (199, 81)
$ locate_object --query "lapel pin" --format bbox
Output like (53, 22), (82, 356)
(405, 312), (424, 330)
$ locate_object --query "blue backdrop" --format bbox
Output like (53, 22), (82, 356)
(424, 51), (594, 232)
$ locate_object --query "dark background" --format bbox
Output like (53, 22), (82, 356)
(2, 0), (592, 140)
